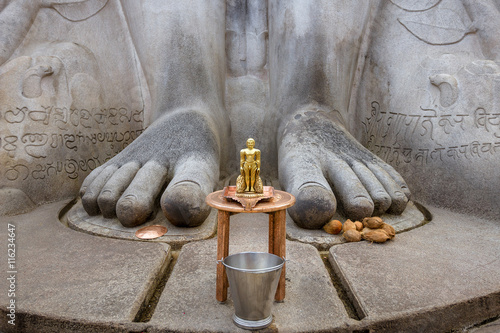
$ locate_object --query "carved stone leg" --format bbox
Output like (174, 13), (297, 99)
(79, 0), (230, 228)
(270, 1), (411, 228)
(216, 210), (230, 302)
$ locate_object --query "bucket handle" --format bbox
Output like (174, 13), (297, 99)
(216, 257), (289, 264)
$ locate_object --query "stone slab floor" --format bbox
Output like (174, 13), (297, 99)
(1, 200), (499, 332)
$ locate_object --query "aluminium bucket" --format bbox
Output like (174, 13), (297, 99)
(222, 252), (285, 330)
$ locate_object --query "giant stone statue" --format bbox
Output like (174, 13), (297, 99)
(1, 0), (498, 229)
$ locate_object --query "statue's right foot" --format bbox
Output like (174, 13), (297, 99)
(80, 109), (222, 227)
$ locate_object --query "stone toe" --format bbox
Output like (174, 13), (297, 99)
(289, 185), (337, 229)
(161, 181), (211, 227)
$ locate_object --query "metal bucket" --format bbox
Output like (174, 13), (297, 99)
(222, 252), (285, 330)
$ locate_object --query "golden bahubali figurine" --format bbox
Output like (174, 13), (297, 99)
(236, 138), (263, 195)
(221, 137), (273, 210)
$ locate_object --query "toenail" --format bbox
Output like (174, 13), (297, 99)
(123, 194), (138, 201)
(298, 181), (328, 191)
(375, 191), (391, 200)
(83, 190), (96, 198)
(394, 191), (407, 200)
(351, 196), (374, 208)
(172, 180), (201, 188)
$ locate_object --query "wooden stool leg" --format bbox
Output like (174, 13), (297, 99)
(268, 212), (275, 253)
(216, 210), (230, 302)
(271, 209), (286, 301)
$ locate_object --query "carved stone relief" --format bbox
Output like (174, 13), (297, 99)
(0, 0), (148, 214)
(355, 0), (500, 219)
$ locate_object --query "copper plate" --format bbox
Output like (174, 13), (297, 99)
(135, 225), (168, 239)
(223, 186), (275, 210)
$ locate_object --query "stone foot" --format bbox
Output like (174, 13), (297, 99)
(80, 109), (221, 228)
(278, 109), (410, 229)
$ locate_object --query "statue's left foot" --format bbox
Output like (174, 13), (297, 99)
(279, 109), (410, 229)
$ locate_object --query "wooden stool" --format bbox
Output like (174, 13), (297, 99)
(206, 189), (295, 302)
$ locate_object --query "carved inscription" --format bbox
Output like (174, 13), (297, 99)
(1, 106), (143, 128)
(3, 157), (101, 181)
(474, 108), (500, 137)
(1, 130), (144, 159)
(363, 101), (500, 165)
(368, 140), (500, 166)
(0, 106), (144, 182)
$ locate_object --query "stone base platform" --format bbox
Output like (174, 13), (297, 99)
(329, 207), (500, 332)
(64, 199), (217, 249)
(0, 200), (170, 333)
(287, 200), (430, 251)
(1, 200), (499, 332)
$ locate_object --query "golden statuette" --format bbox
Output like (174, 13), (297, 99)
(222, 137), (274, 210)
(237, 138), (263, 195)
